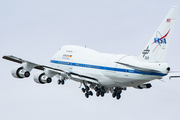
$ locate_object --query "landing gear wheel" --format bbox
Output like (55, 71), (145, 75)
(85, 86), (89, 92)
(96, 92), (100, 97)
(95, 87), (99, 91)
(85, 93), (89, 98)
(116, 94), (121, 100)
(112, 92), (116, 98)
(82, 88), (86, 93)
(57, 80), (61, 85)
(61, 80), (65, 85)
(89, 91), (93, 96)
(100, 92), (104, 97)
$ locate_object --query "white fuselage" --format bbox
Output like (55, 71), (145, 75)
(50, 45), (169, 87)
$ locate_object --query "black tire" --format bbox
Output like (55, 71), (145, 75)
(86, 86), (89, 91)
(57, 80), (61, 85)
(101, 92), (104, 97)
(95, 87), (99, 91)
(96, 92), (100, 97)
(112, 92), (116, 98)
(89, 91), (93, 96)
(116, 92), (120, 96)
(61, 80), (65, 85)
(85, 93), (89, 98)
(82, 88), (86, 93)
(116, 94), (121, 100)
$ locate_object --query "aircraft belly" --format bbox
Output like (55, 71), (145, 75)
(51, 60), (160, 87)
(52, 63), (115, 86)
(103, 71), (159, 87)
(73, 67), (116, 86)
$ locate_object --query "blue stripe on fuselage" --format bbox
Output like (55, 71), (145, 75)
(50, 60), (167, 76)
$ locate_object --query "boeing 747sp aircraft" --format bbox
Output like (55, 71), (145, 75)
(3, 6), (180, 100)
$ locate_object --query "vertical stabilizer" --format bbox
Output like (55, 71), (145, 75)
(137, 6), (179, 63)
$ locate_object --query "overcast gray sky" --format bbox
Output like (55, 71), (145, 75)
(0, 0), (180, 120)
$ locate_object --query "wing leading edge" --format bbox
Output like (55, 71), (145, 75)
(2, 55), (99, 84)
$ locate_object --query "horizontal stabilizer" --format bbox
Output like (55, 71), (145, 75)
(169, 76), (180, 79)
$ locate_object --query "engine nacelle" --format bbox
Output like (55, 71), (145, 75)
(136, 83), (152, 89)
(33, 72), (52, 84)
(11, 66), (30, 78)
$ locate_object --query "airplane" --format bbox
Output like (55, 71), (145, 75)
(2, 6), (180, 100)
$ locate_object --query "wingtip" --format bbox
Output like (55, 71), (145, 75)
(2, 55), (8, 59)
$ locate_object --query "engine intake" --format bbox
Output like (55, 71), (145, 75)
(11, 66), (30, 78)
(34, 72), (52, 84)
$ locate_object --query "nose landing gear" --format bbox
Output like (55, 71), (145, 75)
(57, 79), (65, 85)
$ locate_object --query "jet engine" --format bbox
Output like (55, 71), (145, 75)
(135, 83), (152, 89)
(33, 72), (52, 84)
(11, 66), (30, 78)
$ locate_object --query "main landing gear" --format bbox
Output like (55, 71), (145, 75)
(95, 86), (106, 97)
(81, 85), (107, 98)
(81, 81), (93, 98)
(81, 86), (93, 98)
(112, 87), (122, 100)
(81, 83), (123, 100)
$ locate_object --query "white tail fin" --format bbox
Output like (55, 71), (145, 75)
(137, 6), (179, 63)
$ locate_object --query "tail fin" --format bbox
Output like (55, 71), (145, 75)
(137, 6), (179, 63)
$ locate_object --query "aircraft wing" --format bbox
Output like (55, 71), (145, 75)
(3, 55), (99, 84)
